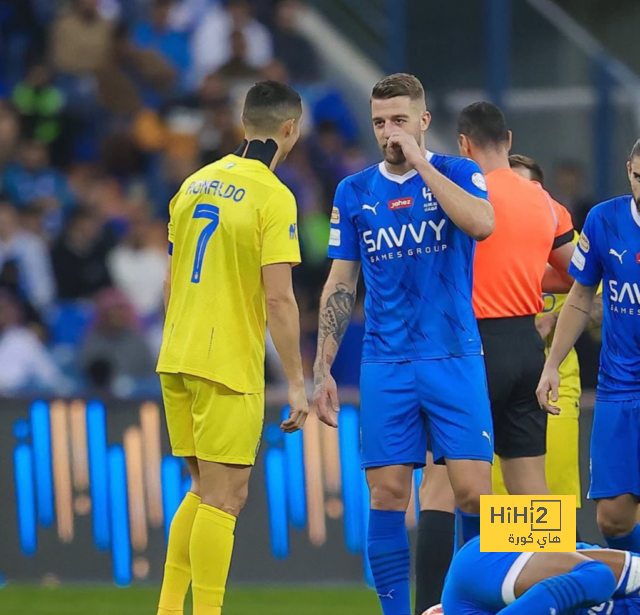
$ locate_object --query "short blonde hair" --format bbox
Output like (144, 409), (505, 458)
(372, 73), (426, 104)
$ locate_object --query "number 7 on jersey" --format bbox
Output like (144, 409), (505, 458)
(191, 203), (220, 283)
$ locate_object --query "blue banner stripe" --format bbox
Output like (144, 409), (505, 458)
(161, 456), (183, 543)
(108, 445), (131, 587)
(265, 447), (289, 559)
(87, 400), (110, 550)
(281, 407), (307, 530)
(339, 405), (363, 554)
(14, 443), (36, 556)
(29, 401), (54, 528)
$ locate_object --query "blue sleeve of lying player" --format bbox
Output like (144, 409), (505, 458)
(328, 178), (360, 261)
(569, 208), (603, 287)
(444, 157), (489, 200)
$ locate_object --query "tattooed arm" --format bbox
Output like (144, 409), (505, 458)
(537, 281), (598, 414)
(313, 259), (361, 428)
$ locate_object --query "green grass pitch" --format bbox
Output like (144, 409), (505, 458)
(0, 586), (379, 614)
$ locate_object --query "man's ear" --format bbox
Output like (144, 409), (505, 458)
(282, 118), (296, 138)
(421, 111), (431, 132)
(458, 134), (471, 157)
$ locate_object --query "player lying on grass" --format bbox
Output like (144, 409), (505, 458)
(429, 536), (640, 615)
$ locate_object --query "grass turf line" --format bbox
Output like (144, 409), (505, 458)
(0, 586), (378, 615)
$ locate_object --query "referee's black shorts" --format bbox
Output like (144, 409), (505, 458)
(478, 315), (547, 459)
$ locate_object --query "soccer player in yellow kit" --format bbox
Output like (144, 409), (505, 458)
(155, 81), (310, 615)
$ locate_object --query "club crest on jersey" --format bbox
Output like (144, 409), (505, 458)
(423, 187), (438, 212)
(388, 197), (413, 210)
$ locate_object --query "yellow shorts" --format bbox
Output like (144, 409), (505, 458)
(492, 397), (581, 507)
(160, 373), (265, 466)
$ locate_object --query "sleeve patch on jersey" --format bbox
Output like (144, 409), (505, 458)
(329, 228), (341, 247)
(472, 172), (487, 191)
(571, 248), (586, 271)
(331, 207), (340, 224)
(579, 231), (590, 253)
(168, 241), (173, 255)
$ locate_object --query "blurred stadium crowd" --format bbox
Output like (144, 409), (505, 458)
(0, 0), (374, 398)
(0, 0), (599, 400)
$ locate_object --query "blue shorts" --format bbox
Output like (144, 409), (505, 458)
(442, 536), (533, 615)
(359, 356), (493, 469)
(589, 399), (640, 499)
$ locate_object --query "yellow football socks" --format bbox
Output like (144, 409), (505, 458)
(190, 504), (237, 615)
(157, 492), (201, 615)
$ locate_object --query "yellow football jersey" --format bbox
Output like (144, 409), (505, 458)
(156, 154), (301, 393)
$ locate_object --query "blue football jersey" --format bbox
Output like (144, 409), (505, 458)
(328, 151), (488, 362)
(569, 196), (640, 400)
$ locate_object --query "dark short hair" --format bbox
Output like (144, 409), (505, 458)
(509, 154), (545, 185)
(242, 80), (302, 133)
(630, 138), (640, 161)
(372, 73), (426, 104)
(458, 101), (509, 148)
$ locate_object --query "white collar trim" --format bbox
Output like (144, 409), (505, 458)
(378, 150), (435, 184)
(631, 197), (640, 228)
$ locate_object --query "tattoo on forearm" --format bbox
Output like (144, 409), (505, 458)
(315, 283), (355, 379)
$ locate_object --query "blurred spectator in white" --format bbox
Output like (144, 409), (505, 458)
(51, 207), (115, 300)
(132, 0), (192, 94)
(51, 0), (114, 77)
(192, 0), (272, 86)
(0, 291), (63, 395)
(272, 0), (320, 83)
(97, 0), (123, 21)
(80, 287), (156, 384)
(2, 140), (75, 236)
(169, 0), (219, 32)
(107, 203), (166, 318)
(551, 160), (594, 231)
(0, 201), (55, 316)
